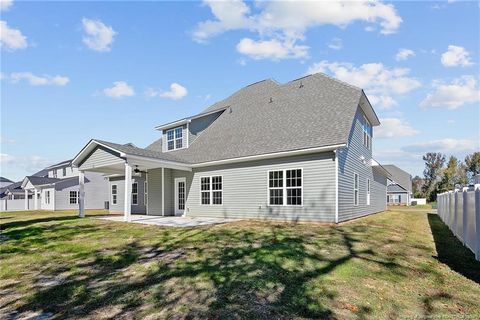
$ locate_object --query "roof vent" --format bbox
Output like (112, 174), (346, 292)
(124, 143), (136, 148)
(299, 81), (304, 88)
(269, 97), (273, 103)
(228, 106), (233, 113)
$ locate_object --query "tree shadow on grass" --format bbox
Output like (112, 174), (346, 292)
(427, 213), (480, 284)
(6, 221), (414, 319)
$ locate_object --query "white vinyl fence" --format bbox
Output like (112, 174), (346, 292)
(437, 185), (480, 261)
(0, 198), (34, 212)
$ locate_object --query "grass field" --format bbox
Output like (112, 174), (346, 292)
(1, 209), (479, 319)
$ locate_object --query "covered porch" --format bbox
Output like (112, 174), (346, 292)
(72, 139), (192, 222)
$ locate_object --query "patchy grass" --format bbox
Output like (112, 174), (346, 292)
(0, 209), (479, 319)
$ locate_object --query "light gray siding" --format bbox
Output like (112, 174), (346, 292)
(387, 192), (409, 205)
(337, 107), (387, 222)
(163, 153), (337, 222)
(147, 169), (163, 215)
(54, 172), (108, 210)
(108, 174), (146, 214)
(79, 146), (124, 170)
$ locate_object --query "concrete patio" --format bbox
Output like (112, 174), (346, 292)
(93, 214), (239, 227)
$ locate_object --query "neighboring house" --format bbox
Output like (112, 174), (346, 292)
(0, 177), (14, 188)
(384, 165), (412, 206)
(19, 159), (109, 211)
(73, 73), (391, 223)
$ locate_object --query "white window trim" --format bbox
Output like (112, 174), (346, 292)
(199, 175), (223, 206)
(132, 182), (138, 205)
(363, 115), (372, 150)
(144, 181), (148, 206)
(353, 173), (359, 206)
(267, 168), (303, 207)
(165, 126), (186, 152)
(111, 184), (118, 205)
(367, 178), (371, 206)
(69, 190), (78, 204)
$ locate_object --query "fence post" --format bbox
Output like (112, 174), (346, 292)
(463, 187), (469, 246)
(453, 189), (459, 237)
(475, 184), (480, 261)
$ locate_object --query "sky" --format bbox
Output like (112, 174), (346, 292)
(1, 0), (479, 181)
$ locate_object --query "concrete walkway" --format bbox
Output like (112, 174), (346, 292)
(94, 214), (239, 227)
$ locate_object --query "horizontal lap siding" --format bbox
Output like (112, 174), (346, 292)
(54, 172), (108, 210)
(108, 174), (146, 214)
(79, 146), (123, 170)
(179, 153), (335, 222)
(147, 169), (163, 215)
(338, 107), (387, 222)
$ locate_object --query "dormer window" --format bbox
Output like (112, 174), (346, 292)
(167, 126), (183, 151)
(363, 115), (372, 150)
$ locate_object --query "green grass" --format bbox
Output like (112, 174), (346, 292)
(1, 209), (479, 319)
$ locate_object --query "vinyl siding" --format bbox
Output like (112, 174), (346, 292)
(163, 153), (337, 222)
(108, 174), (146, 214)
(79, 146), (124, 170)
(147, 169), (163, 215)
(337, 107), (387, 222)
(387, 192), (409, 205)
(54, 172), (108, 210)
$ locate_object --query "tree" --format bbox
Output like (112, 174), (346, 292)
(422, 152), (445, 202)
(465, 152), (480, 181)
(412, 175), (424, 198)
(438, 156), (467, 192)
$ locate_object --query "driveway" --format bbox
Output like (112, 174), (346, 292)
(94, 214), (238, 227)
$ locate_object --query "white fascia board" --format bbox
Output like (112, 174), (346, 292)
(154, 119), (191, 131)
(192, 143), (347, 168)
(125, 154), (192, 172)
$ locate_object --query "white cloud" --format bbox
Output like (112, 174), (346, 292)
(327, 38), (343, 50)
(9, 72), (69, 86)
(103, 81), (135, 98)
(307, 60), (421, 108)
(395, 48), (415, 61)
(402, 138), (477, 154)
(146, 83), (188, 100)
(375, 118), (419, 138)
(82, 18), (116, 52)
(236, 38), (308, 60)
(420, 76), (480, 109)
(0, 20), (27, 50)
(0, 135), (15, 144)
(0, 153), (52, 177)
(0, 0), (13, 11)
(441, 45), (473, 67)
(194, 0), (402, 60)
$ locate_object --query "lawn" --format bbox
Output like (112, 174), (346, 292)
(1, 209), (479, 319)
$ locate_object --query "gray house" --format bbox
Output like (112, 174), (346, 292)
(20, 159), (108, 211)
(0, 177), (14, 188)
(73, 73), (390, 223)
(384, 164), (412, 205)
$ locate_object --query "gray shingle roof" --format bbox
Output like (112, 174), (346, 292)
(0, 177), (13, 183)
(46, 159), (73, 169)
(384, 165), (412, 192)
(25, 176), (61, 186)
(145, 73), (363, 163)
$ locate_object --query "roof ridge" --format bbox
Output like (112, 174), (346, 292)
(294, 72), (362, 91)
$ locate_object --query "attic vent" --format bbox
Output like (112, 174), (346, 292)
(269, 97), (273, 103)
(299, 81), (304, 88)
(124, 143), (136, 148)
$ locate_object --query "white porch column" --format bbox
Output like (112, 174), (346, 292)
(24, 189), (29, 210)
(161, 167), (165, 216)
(34, 188), (38, 210)
(79, 171), (85, 218)
(124, 162), (132, 222)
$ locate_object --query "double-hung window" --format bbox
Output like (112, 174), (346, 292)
(268, 169), (302, 206)
(200, 176), (222, 205)
(63, 167), (67, 177)
(111, 185), (117, 205)
(166, 126), (183, 151)
(363, 115), (372, 150)
(69, 191), (78, 204)
(354, 173), (359, 206)
(45, 191), (50, 204)
(132, 182), (138, 205)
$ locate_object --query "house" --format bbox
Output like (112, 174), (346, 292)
(19, 159), (109, 211)
(0, 177), (14, 188)
(72, 73), (391, 223)
(384, 165), (412, 206)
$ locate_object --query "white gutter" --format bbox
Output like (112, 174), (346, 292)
(334, 149), (339, 224)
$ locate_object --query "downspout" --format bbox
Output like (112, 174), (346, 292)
(334, 149), (339, 224)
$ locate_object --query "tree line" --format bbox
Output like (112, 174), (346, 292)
(412, 152), (480, 202)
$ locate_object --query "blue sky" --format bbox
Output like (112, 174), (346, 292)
(1, 0), (479, 181)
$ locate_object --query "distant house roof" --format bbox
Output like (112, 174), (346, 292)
(0, 177), (13, 183)
(384, 165), (412, 192)
(21, 175), (78, 189)
(0, 181), (24, 197)
(32, 168), (49, 177)
(45, 159), (73, 169)
(75, 73), (380, 167)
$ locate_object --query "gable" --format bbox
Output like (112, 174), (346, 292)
(78, 146), (124, 170)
